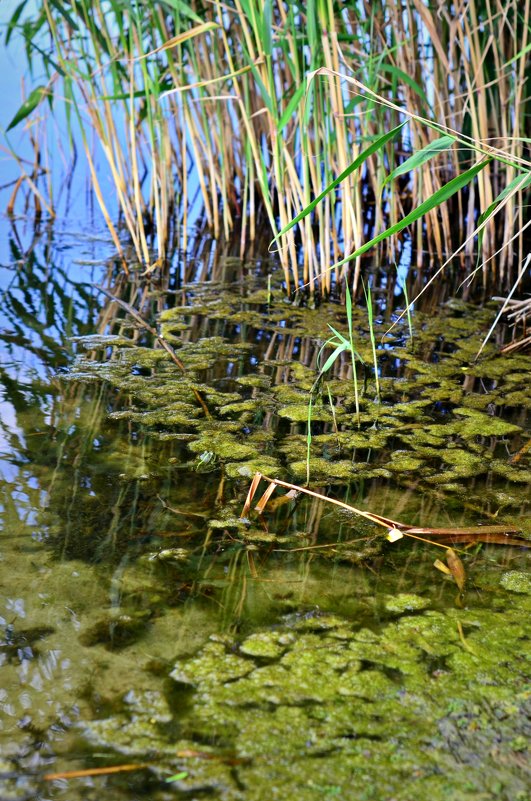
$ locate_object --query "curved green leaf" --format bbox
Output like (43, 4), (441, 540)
(382, 135), (456, 190)
(5, 0), (28, 46)
(159, 0), (203, 25)
(332, 158), (490, 271)
(476, 171), (531, 254)
(263, 0), (272, 58)
(379, 63), (431, 109)
(273, 121), (407, 241)
(278, 83), (306, 131)
(7, 85), (48, 131)
(319, 342), (347, 374)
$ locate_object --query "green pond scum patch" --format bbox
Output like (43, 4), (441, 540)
(67, 283), (530, 525)
(79, 598), (531, 801)
(1, 397), (529, 801)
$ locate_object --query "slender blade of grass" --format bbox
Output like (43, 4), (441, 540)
(273, 121), (406, 241)
(6, 85), (49, 130)
(318, 342), (347, 374)
(476, 171), (531, 255)
(331, 159), (490, 272)
(382, 135), (456, 190)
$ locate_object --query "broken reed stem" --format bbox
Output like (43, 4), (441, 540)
(274, 536), (370, 553)
(242, 472), (399, 530)
(44, 764), (149, 781)
(241, 473), (526, 552)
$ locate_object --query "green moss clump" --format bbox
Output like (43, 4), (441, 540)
(224, 457), (283, 479)
(188, 436), (256, 461)
(453, 408), (522, 437)
(239, 631), (290, 659)
(500, 571), (531, 594)
(383, 593), (431, 613)
(289, 458), (355, 481)
(388, 453), (426, 472)
(236, 375), (272, 389)
(490, 462), (531, 483)
(170, 640), (254, 687)
(278, 404), (333, 423)
(440, 449), (484, 473)
(66, 280), (530, 508)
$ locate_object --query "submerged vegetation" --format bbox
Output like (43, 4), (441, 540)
(0, 236), (529, 801)
(4, 0), (531, 293)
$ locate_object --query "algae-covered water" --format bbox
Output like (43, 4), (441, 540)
(0, 222), (529, 800)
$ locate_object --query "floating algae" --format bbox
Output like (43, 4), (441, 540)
(68, 286), (530, 505)
(78, 593), (530, 801)
(2, 233), (529, 801)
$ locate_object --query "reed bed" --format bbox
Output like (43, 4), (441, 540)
(5, 0), (531, 294)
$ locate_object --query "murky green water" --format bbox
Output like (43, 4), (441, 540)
(0, 223), (529, 800)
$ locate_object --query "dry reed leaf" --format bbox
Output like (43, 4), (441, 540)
(138, 22), (220, 60)
(433, 558), (452, 576)
(241, 476), (525, 553)
(404, 524), (526, 543)
(387, 528), (404, 542)
(510, 438), (531, 464)
(161, 60), (263, 97)
(255, 481), (278, 514)
(254, 474), (402, 530)
(265, 489), (299, 512)
(240, 472), (262, 519)
(446, 548), (466, 592)
(44, 764), (147, 781)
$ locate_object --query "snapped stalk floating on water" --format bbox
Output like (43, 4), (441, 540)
(241, 473), (527, 550)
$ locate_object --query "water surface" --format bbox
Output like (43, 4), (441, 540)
(0, 218), (529, 800)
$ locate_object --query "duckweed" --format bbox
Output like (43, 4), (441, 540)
(383, 593), (431, 613)
(4, 266), (530, 801)
(77, 601), (529, 801)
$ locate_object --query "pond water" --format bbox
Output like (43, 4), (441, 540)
(0, 217), (529, 801)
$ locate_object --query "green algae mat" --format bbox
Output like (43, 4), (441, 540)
(69, 276), (530, 517)
(1, 273), (530, 800)
(81, 597), (531, 801)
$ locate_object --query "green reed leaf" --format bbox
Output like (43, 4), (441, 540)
(319, 342), (347, 374)
(332, 159), (491, 271)
(476, 170), (531, 254)
(7, 85), (49, 131)
(273, 121), (406, 241)
(5, 0), (28, 46)
(382, 135), (456, 190)
(379, 63), (431, 109)
(278, 83), (306, 131)
(159, 0), (203, 25)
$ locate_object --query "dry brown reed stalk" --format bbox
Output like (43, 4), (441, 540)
(43, 765), (149, 782)
(241, 473), (528, 549)
(4, 137), (55, 219)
